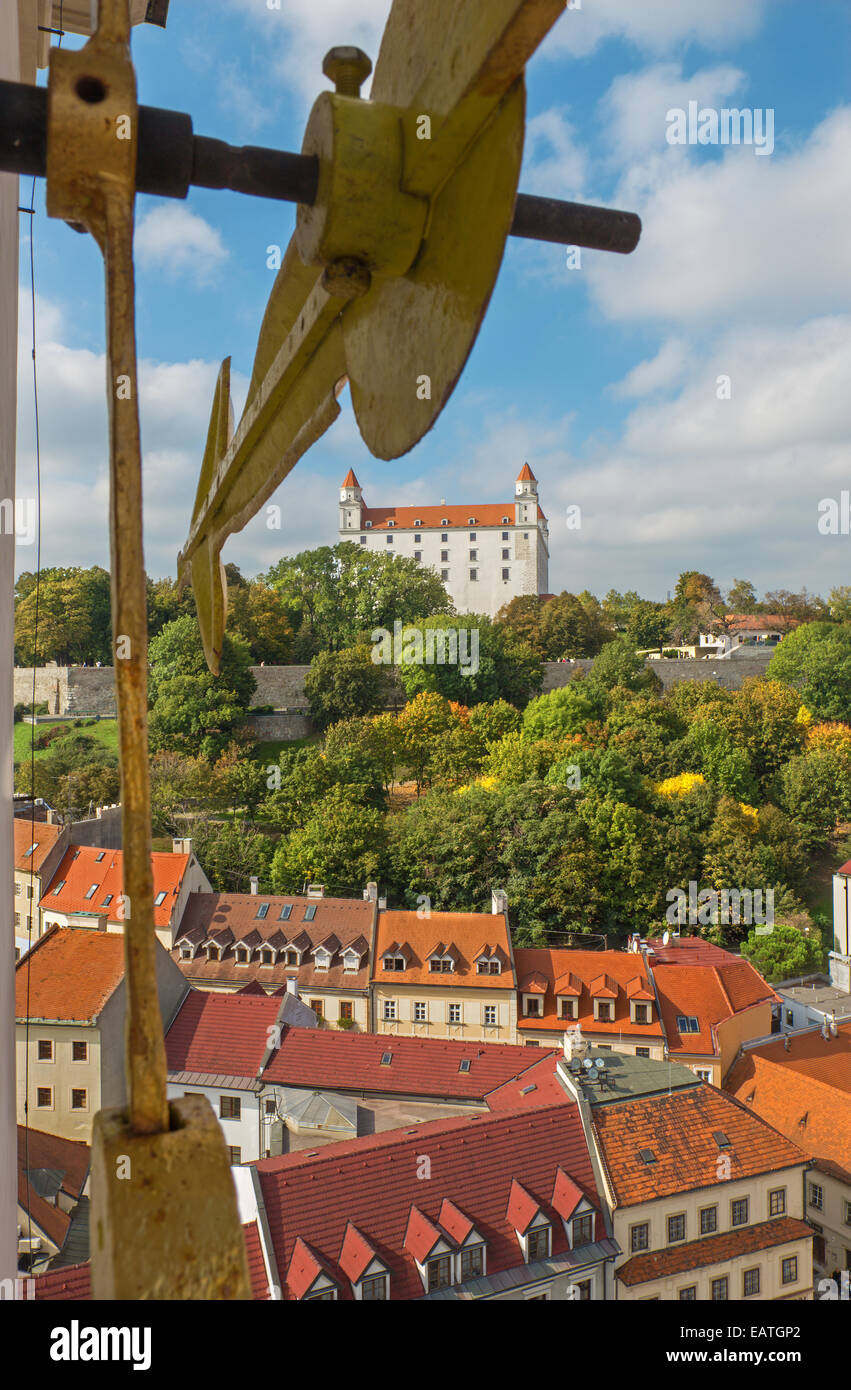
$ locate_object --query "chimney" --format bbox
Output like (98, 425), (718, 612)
(307, 884), (325, 899)
(378, 896), (387, 910)
(491, 888), (508, 916)
(46, 809), (57, 825)
(563, 1023), (588, 1064)
(285, 976), (298, 995)
(364, 881), (378, 902)
(249, 876), (259, 896)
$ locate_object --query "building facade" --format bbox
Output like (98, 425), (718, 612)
(339, 464), (549, 618)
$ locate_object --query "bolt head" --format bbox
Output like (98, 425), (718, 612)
(322, 46), (372, 97)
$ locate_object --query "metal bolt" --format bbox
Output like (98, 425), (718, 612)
(322, 46), (372, 98)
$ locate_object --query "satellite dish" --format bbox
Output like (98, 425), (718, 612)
(582, 1058), (593, 1070)
(594, 1058), (605, 1070)
(662, 931), (670, 946)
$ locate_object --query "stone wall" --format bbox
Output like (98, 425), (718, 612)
(243, 712), (314, 742)
(13, 650), (776, 723)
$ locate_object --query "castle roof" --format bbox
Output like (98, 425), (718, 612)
(341, 469), (360, 488)
(517, 462), (537, 481)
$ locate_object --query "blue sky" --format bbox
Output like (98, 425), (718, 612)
(16, 0), (851, 604)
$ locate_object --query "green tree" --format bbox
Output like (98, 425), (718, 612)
(778, 750), (851, 850)
(304, 644), (388, 730)
(192, 818), (273, 893)
(726, 579), (758, 614)
(148, 615), (256, 759)
(467, 699), (522, 745)
(587, 637), (662, 698)
(396, 614), (541, 707)
(741, 920), (824, 982)
(228, 578), (293, 664)
(15, 566), (112, 665)
(767, 623), (851, 721)
(271, 787), (388, 893)
(522, 681), (603, 740)
(625, 600), (670, 650)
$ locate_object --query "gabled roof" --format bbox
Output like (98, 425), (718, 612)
(616, 1217), (812, 1286)
(654, 961), (778, 1058)
(593, 1086), (808, 1208)
(552, 1167), (584, 1221)
(404, 1207), (443, 1263)
(374, 910), (515, 989)
(15, 927), (126, 1023)
(165, 990), (283, 1078)
(287, 1236), (337, 1300)
(506, 1179), (540, 1235)
(14, 819), (64, 874)
(724, 1024), (851, 1181)
(256, 1103), (599, 1300)
(173, 892), (374, 991)
(261, 1027), (551, 1102)
(438, 1198), (475, 1245)
(339, 1223), (379, 1283)
(514, 949), (663, 1037)
(17, 1126), (90, 1202)
(40, 846), (189, 929)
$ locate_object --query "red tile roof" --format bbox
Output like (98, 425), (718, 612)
(645, 936), (739, 966)
(485, 1052), (569, 1112)
(616, 1217), (812, 1286)
(654, 962), (777, 1058)
(16, 927), (126, 1022)
(724, 1024), (851, 1180)
(18, 1126), (90, 1200)
(339, 1223), (378, 1282)
(173, 892), (374, 991)
(41, 845), (189, 929)
(725, 614), (798, 632)
(341, 469), (360, 488)
(14, 819), (64, 874)
(374, 910), (515, 989)
(262, 1027), (551, 1101)
(166, 990), (283, 1078)
(360, 502), (547, 531)
(25, 1222), (270, 1300)
(517, 463), (537, 482)
(255, 1103), (599, 1300)
(593, 1086), (808, 1208)
(514, 949), (664, 1037)
(506, 1179), (539, 1234)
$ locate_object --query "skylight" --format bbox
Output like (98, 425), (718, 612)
(51, 881), (65, 894)
(154, 891), (167, 906)
(380, 1052), (393, 1066)
(639, 1148), (657, 1164)
(458, 1058), (471, 1073)
(304, 904), (317, 921)
(279, 904), (292, 921)
(256, 903), (269, 919)
(95, 852), (105, 862)
(24, 843), (37, 857)
(101, 894), (113, 907)
(713, 1131), (731, 1148)
(84, 884), (98, 900)
(676, 1015), (700, 1034)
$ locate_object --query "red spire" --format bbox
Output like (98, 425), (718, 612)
(341, 469), (360, 488)
(516, 462), (536, 482)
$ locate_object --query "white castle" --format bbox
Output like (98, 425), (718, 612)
(338, 464), (550, 618)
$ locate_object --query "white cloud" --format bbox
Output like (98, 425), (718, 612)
(523, 108), (587, 199)
(587, 105), (851, 328)
(612, 337), (691, 399)
(597, 61), (746, 163)
(545, 0), (771, 60)
(135, 205), (229, 286)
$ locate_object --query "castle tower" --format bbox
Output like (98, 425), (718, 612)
(514, 462), (538, 527)
(339, 468), (364, 535)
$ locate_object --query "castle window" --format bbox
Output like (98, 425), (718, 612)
(502, 549), (510, 560)
(386, 534), (393, 543)
(502, 569), (509, 580)
(469, 549), (477, 561)
(365, 520), (372, 527)
(360, 535), (367, 544)
(414, 533), (421, 542)
(441, 550), (449, 562)
(414, 551), (421, 562)
(441, 518), (449, 526)
(413, 520), (422, 527)
(469, 530), (476, 539)
(469, 569), (477, 581)
(441, 531), (448, 541)
(441, 569), (449, 581)
(388, 519), (395, 526)
(502, 530), (509, 539)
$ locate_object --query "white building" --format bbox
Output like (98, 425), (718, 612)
(339, 464), (549, 618)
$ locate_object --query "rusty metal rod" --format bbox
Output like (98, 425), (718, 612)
(0, 78), (641, 253)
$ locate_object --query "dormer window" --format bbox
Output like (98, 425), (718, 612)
(360, 1273), (388, 1300)
(235, 947), (249, 964)
(314, 948), (331, 971)
(523, 996), (542, 1017)
(526, 1224), (551, 1262)
(428, 955), (455, 974)
(342, 950), (360, 973)
(572, 1213), (594, 1247)
(180, 946), (192, 960)
(677, 1015), (700, 1034)
(383, 954), (406, 972)
(559, 998), (578, 1020)
(207, 946), (220, 962)
(260, 948), (275, 965)
(286, 949), (300, 966)
(631, 1003), (651, 1025)
(426, 1255), (452, 1292)
(413, 518), (422, 527)
(365, 520), (372, 528)
(476, 956), (501, 975)
(595, 1000), (614, 1022)
(441, 517), (449, 525)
